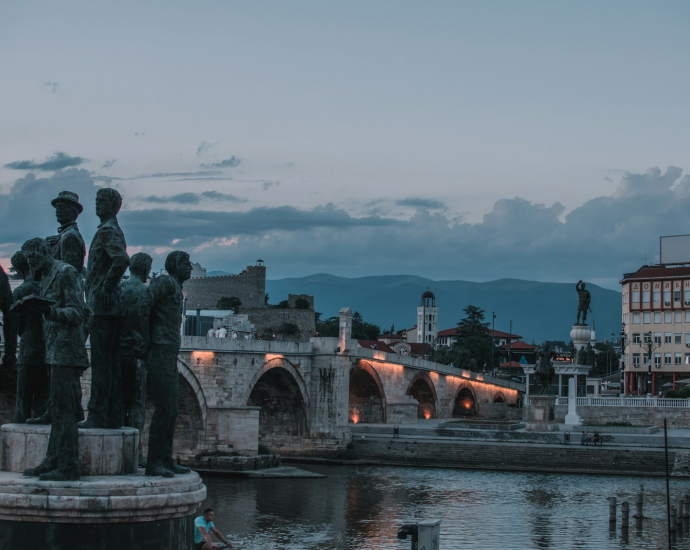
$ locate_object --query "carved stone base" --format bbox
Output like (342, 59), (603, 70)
(526, 395), (559, 431)
(0, 423), (138, 475)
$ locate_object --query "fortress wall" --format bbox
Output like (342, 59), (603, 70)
(183, 265), (266, 309)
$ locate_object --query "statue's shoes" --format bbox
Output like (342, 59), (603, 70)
(138, 457), (148, 469)
(39, 469), (80, 482)
(77, 418), (106, 429)
(145, 465), (175, 478)
(27, 413), (52, 425)
(23, 463), (54, 477)
(166, 463), (191, 475)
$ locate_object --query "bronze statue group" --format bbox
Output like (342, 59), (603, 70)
(1, 188), (193, 481)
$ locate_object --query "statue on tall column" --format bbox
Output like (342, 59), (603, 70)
(534, 344), (555, 394)
(120, 252), (153, 469)
(0, 265), (17, 369)
(145, 250), (193, 478)
(10, 249), (49, 423)
(79, 188), (130, 429)
(575, 280), (591, 325)
(28, 191), (87, 425)
(19, 238), (89, 481)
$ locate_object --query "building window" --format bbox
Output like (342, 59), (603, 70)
(632, 291), (640, 304)
(644, 354), (650, 365)
(676, 353), (682, 365)
(665, 353), (672, 365)
(644, 333), (652, 344)
(676, 333), (682, 344)
(643, 313), (651, 324)
(686, 353), (690, 365)
(665, 333), (672, 344)
(633, 333), (641, 344)
(654, 333), (662, 344)
(676, 311), (683, 323)
(654, 353), (662, 367)
(633, 313), (641, 324)
(665, 312), (673, 323)
(675, 290), (682, 302)
(686, 333), (690, 345)
(685, 287), (690, 304)
(664, 289), (672, 303)
(653, 290), (661, 302)
(633, 353), (641, 367)
(654, 312), (662, 324)
(643, 289), (650, 303)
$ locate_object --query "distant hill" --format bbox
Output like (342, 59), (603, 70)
(266, 274), (621, 344)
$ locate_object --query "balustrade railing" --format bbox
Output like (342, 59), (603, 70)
(547, 396), (690, 408)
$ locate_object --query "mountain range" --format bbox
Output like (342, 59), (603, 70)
(264, 274), (622, 344)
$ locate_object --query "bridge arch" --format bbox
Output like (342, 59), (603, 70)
(452, 382), (477, 417)
(177, 359), (208, 425)
(493, 391), (506, 403)
(246, 357), (309, 449)
(406, 372), (438, 419)
(349, 360), (386, 424)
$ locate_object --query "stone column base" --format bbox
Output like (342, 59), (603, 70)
(526, 395), (559, 431)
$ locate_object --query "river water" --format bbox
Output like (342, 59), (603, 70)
(200, 465), (690, 549)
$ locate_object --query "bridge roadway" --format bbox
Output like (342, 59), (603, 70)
(157, 334), (523, 459)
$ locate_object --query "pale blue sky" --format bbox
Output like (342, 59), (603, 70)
(1, 1), (689, 288)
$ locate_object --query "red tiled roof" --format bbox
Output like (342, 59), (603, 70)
(409, 342), (434, 354)
(357, 340), (394, 353)
(501, 341), (538, 350)
(379, 334), (404, 340)
(621, 265), (690, 282)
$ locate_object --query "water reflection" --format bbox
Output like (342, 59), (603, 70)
(199, 465), (690, 549)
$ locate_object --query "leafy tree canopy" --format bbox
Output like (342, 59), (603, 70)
(217, 296), (241, 312)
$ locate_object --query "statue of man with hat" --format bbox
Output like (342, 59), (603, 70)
(46, 191), (86, 274)
(27, 191), (87, 425)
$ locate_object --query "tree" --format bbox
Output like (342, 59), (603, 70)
(216, 296), (242, 312)
(351, 311), (381, 341)
(316, 316), (339, 337)
(294, 297), (310, 309)
(592, 341), (619, 376)
(454, 305), (492, 371)
(277, 322), (300, 336)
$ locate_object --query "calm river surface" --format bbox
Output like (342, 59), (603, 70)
(200, 465), (690, 549)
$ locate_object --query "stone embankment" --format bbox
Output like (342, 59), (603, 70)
(345, 423), (690, 477)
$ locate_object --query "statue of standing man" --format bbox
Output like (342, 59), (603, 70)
(79, 188), (130, 430)
(20, 238), (89, 481)
(145, 250), (193, 478)
(576, 280), (591, 325)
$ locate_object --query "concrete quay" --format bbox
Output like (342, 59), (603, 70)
(344, 420), (690, 477)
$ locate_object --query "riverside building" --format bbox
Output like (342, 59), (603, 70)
(620, 264), (690, 395)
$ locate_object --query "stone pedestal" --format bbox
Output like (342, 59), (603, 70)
(0, 470), (206, 550)
(526, 395), (559, 431)
(564, 376), (581, 426)
(1, 424), (138, 475)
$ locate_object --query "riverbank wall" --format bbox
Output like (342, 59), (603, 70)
(348, 435), (687, 477)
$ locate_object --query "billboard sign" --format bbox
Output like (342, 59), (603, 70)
(660, 235), (690, 265)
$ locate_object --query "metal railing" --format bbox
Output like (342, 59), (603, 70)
(551, 396), (690, 408)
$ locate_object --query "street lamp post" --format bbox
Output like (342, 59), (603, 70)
(641, 331), (658, 397)
(491, 312), (496, 375)
(619, 323), (627, 393)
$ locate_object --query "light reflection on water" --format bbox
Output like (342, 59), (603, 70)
(200, 465), (690, 549)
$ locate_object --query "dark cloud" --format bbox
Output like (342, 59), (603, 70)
(101, 159), (117, 169)
(139, 191), (246, 204)
(199, 156), (241, 169)
(262, 180), (280, 190)
(134, 131), (145, 136)
(4, 152), (89, 172)
(396, 197), (445, 209)
(604, 176), (613, 183)
(44, 82), (59, 94)
(196, 141), (217, 156)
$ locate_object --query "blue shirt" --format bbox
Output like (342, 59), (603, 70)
(194, 516), (215, 544)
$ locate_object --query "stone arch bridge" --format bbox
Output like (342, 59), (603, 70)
(166, 333), (522, 457)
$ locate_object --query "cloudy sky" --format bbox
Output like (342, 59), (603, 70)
(2, 1), (689, 290)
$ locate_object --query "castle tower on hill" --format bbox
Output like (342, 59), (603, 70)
(417, 289), (438, 347)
